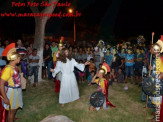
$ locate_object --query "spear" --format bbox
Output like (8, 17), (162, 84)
(144, 32), (155, 122)
(149, 32), (155, 76)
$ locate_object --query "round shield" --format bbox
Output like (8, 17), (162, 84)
(142, 77), (163, 96)
(90, 91), (105, 107)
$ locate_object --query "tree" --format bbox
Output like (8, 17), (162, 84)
(29, 0), (59, 81)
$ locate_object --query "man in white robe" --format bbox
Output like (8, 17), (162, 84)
(51, 48), (90, 106)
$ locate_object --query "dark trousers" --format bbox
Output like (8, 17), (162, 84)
(29, 66), (39, 83)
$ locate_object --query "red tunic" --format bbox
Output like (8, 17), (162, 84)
(54, 52), (60, 93)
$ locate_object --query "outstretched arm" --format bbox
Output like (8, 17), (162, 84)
(50, 61), (61, 78)
(74, 59), (90, 72)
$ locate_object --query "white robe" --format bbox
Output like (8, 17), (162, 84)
(52, 58), (85, 104)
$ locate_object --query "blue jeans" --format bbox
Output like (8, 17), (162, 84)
(29, 66), (39, 83)
(45, 61), (53, 79)
(125, 66), (134, 77)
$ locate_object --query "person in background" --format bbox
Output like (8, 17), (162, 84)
(28, 49), (40, 87)
(134, 47), (144, 86)
(110, 68), (117, 85)
(117, 68), (124, 83)
(43, 43), (53, 80)
(94, 47), (102, 70)
(78, 60), (85, 83)
(82, 50), (87, 62)
(26, 43), (33, 57)
(89, 58), (96, 73)
(104, 49), (113, 67)
(73, 48), (78, 61)
(51, 41), (58, 58)
(87, 71), (95, 85)
(0, 44), (6, 72)
(86, 47), (93, 61)
(69, 46), (74, 58)
(119, 58), (125, 78)
(125, 48), (134, 84)
(76, 48), (84, 62)
(16, 39), (27, 91)
(120, 48), (126, 59)
(4, 40), (9, 48)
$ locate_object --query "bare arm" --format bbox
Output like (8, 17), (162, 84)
(0, 79), (10, 105)
(91, 73), (98, 83)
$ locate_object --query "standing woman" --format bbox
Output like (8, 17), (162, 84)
(51, 48), (90, 106)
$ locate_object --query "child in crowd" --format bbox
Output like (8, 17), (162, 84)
(78, 60), (85, 83)
(120, 48), (126, 59)
(86, 58), (96, 81)
(87, 71), (95, 85)
(117, 68), (124, 83)
(89, 58), (96, 73)
(110, 68), (117, 85)
(104, 49), (113, 67)
(119, 58), (125, 78)
(134, 47), (144, 86)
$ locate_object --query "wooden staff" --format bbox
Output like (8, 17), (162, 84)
(144, 32), (155, 122)
(149, 32), (155, 76)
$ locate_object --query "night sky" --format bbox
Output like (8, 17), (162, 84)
(0, 0), (163, 41)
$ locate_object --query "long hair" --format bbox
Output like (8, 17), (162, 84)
(59, 48), (72, 63)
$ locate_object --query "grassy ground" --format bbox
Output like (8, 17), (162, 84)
(16, 80), (153, 122)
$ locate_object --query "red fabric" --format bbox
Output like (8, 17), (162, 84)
(103, 62), (110, 72)
(55, 79), (60, 93)
(53, 63), (60, 93)
(160, 96), (163, 122)
(104, 80), (116, 107)
(161, 35), (163, 41)
(160, 57), (163, 63)
(0, 67), (6, 122)
(0, 94), (6, 122)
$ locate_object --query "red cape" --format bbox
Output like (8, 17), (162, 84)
(104, 80), (115, 107)
(0, 94), (6, 122)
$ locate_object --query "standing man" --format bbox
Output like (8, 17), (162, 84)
(28, 49), (40, 87)
(125, 48), (134, 84)
(51, 41), (58, 58)
(0, 43), (23, 122)
(43, 43), (53, 79)
(94, 47), (104, 70)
